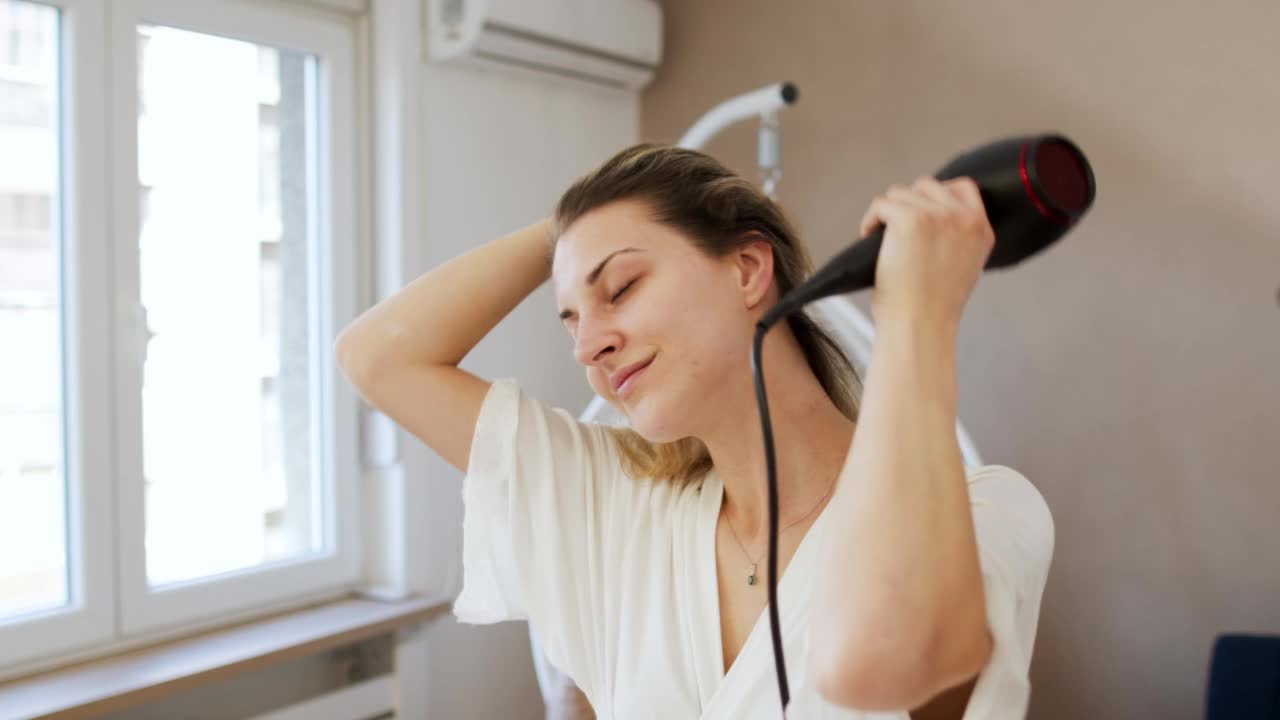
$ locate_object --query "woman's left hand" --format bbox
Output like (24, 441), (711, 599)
(858, 176), (995, 335)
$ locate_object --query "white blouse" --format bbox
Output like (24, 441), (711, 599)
(453, 379), (1054, 719)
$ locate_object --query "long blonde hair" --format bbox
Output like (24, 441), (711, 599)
(551, 143), (861, 487)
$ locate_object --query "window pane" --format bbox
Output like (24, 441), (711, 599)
(0, 0), (66, 621)
(136, 25), (323, 587)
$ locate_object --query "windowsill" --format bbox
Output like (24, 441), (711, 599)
(0, 593), (452, 720)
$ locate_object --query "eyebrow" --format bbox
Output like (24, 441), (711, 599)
(557, 247), (645, 321)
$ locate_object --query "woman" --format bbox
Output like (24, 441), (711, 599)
(335, 145), (1054, 719)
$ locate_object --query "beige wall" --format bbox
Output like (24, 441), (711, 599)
(642, 2), (1280, 717)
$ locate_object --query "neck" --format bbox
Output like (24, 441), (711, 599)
(695, 325), (855, 542)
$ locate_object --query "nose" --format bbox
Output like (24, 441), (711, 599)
(572, 312), (624, 368)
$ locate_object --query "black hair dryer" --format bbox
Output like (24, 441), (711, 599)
(760, 134), (1097, 329)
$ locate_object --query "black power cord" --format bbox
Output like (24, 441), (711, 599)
(750, 318), (790, 715)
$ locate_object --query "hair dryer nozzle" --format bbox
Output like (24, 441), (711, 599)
(1027, 136), (1094, 220)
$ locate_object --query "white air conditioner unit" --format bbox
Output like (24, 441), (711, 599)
(422, 0), (663, 89)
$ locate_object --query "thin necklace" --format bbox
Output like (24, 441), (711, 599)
(722, 472), (837, 586)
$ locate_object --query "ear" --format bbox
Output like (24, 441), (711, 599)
(731, 232), (775, 310)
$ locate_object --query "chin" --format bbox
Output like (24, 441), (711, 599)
(624, 400), (686, 444)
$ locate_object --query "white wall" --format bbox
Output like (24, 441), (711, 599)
(406, 59), (641, 718)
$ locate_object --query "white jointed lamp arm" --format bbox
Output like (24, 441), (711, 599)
(679, 82), (798, 200)
(676, 81), (798, 150)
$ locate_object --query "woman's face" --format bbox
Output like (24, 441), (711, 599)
(552, 198), (772, 442)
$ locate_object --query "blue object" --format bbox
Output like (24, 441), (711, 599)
(1206, 634), (1280, 719)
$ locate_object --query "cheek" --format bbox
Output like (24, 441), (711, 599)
(679, 301), (751, 376)
(586, 366), (611, 399)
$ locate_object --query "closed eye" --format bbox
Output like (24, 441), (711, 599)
(559, 277), (640, 326)
(611, 278), (636, 303)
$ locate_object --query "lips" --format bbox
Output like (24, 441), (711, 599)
(610, 355), (655, 395)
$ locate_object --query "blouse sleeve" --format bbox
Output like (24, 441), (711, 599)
(451, 378), (621, 700)
(961, 464), (1056, 720)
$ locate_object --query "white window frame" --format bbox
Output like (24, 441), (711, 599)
(0, 0), (363, 674)
(109, 0), (361, 636)
(0, 0), (117, 671)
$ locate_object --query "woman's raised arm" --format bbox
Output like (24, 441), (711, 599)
(334, 219), (551, 472)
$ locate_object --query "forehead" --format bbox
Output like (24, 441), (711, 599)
(551, 199), (676, 290)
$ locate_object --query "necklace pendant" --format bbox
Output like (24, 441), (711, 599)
(747, 563), (757, 586)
